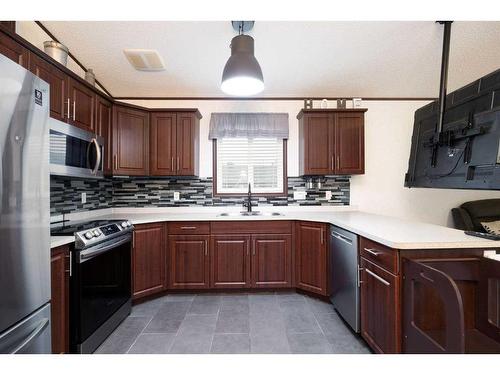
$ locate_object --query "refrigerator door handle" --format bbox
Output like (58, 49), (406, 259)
(11, 318), (49, 354)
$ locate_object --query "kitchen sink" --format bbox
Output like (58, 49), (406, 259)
(218, 211), (284, 217)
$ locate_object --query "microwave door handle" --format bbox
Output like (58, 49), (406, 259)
(92, 138), (101, 175)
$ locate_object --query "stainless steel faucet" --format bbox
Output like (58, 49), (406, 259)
(244, 183), (252, 213)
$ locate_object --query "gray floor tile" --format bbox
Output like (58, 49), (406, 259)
(130, 296), (168, 318)
(95, 316), (150, 354)
(165, 294), (196, 302)
(251, 332), (290, 354)
(275, 291), (305, 302)
(304, 296), (336, 315)
(287, 333), (333, 354)
(325, 333), (371, 354)
(188, 295), (222, 315)
(211, 334), (250, 354)
(128, 333), (175, 354)
(215, 311), (249, 334)
(280, 300), (322, 334)
(220, 296), (249, 314)
(178, 314), (218, 335)
(144, 301), (191, 333)
(169, 333), (213, 354)
(249, 310), (286, 336)
(315, 313), (353, 337)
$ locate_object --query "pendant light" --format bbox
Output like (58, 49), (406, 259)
(221, 21), (264, 96)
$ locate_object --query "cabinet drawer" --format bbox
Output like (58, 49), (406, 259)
(360, 237), (398, 274)
(168, 221), (210, 235)
(211, 220), (292, 234)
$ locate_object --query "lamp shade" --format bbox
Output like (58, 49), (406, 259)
(221, 35), (264, 96)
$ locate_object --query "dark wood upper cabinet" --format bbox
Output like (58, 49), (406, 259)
(29, 52), (68, 122)
(132, 223), (167, 300)
(0, 21), (16, 34)
(0, 30), (29, 68)
(298, 109), (366, 176)
(68, 78), (95, 132)
(113, 105), (150, 176)
(295, 221), (329, 295)
(210, 235), (251, 289)
(168, 235), (210, 289)
(150, 110), (201, 176)
(360, 258), (400, 353)
(251, 234), (292, 288)
(95, 96), (113, 176)
(50, 245), (70, 354)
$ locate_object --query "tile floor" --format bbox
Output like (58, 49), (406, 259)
(95, 292), (371, 354)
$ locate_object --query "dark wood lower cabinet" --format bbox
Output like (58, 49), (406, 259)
(168, 235), (210, 289)
(252, 234), (292, 288)
(360, 258), (400, 354)
(50, 245), (70, 354)
(295, 221), (329, 295)
(132, 223), (167, 300)
(210, 235), (251, 288)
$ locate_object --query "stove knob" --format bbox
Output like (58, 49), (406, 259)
(93, 230), (100, 237)
(121, 221), (128, 228)
(84, 231), (93, 239)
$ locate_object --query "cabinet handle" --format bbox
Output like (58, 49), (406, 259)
(358, 266), (363, 287)
(66, 98), (70, 119)
(113, 155), (117, 170)
(365, 268), (390, 286)
(177, 156), (180, 171)
(180, 226), (197, 230)
(364, 248), (382, 256)
(73, 100), (76, 121)
(65, 252), (72, 277)
(205, 241), (208, 256)
(331, 156), (334, 171)
(171, 157), (174, 171)
(336, 155), (340, 169)
(321, 228), (324, 245)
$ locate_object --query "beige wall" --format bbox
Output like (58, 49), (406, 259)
(122, 99), (500, 227)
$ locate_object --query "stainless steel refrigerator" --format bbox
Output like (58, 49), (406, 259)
(0, 54), (51, 353)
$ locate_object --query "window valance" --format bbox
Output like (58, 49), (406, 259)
(209, 113), (289, 139)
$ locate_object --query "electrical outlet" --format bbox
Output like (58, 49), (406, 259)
(325, 191), (332, 200)
(81, 192), (87, 204)
(293, 191), (307, 200)
(173, 192), (180, 201)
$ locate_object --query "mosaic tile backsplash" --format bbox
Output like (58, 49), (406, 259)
(50, 175), (350, 217)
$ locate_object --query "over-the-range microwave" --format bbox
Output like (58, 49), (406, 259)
(49, 118), (104, 179)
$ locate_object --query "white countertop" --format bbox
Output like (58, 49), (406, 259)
(50, 206), (500, 251)
(50, 236), (75, 249)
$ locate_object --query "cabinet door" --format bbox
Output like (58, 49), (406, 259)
(113, 106), (150, 176)
(168, 235), (209, 289)
(335, 112), (364, 174)
(68, 78), (95, 132)
(50, 245), (70, 354)
(251, 234), (292, 288)
(132, 223), (167, 300)
(303, 113), (334, 175)
(95, 96), (113, 176)
(210, 235), (251, 289)
(0, 31), (29, 68)
(176, 113), (198, 176)
(29, 52), (68, 122)
(150, 112), (177, 176)
(295, 222), (328, 295)
(360, 258), (400, 353)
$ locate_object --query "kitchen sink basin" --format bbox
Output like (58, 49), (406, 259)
(218, 211), (283, 217)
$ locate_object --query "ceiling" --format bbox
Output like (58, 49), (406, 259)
(41, 21), (500, 98)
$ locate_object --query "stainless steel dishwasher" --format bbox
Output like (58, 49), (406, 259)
(330, 225), (360, 332)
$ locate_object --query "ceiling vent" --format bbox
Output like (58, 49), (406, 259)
(123, 49), (165, 71)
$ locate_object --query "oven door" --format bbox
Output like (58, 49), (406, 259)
(49, 119), (104, 179)
(71, 235), (131, 347)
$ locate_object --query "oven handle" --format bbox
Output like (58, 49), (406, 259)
(78, 234), (132, 263)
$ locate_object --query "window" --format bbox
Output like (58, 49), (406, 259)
(214, 137), (287, 195)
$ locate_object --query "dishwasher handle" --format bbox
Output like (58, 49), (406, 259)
(331, 231), (353, 245)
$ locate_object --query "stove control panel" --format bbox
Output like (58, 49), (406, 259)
(75, 220), (133, 249)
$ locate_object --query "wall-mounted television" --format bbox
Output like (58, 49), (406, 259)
(405, 68), (500, 190)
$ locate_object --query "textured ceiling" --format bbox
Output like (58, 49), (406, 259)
(40, 21), (500, 98)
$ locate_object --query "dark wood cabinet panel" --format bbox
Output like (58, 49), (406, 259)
(113, 105), (150, 176)
(299, 113), (334, 175)
(150, 112), (177, 175)
(95, 96), (113, 176)
(68, 78), (95, 132)
(210, 235), (251, 289)
(0, 21), (16, 33)
(176, 112), (199, 176)
(252, 234), (292, 288)
(335, 112), (365, 174)
(295, 221), (328, 295)
(50, 245), (70, 354)
(132, 223), (167, 300)
(168, 235), (210, 289)
(360, 258), (400, 354)
(0, 31), (29, 68)
(29, 52), (68, 122)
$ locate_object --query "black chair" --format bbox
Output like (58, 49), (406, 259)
(451, 199), (500, 232)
